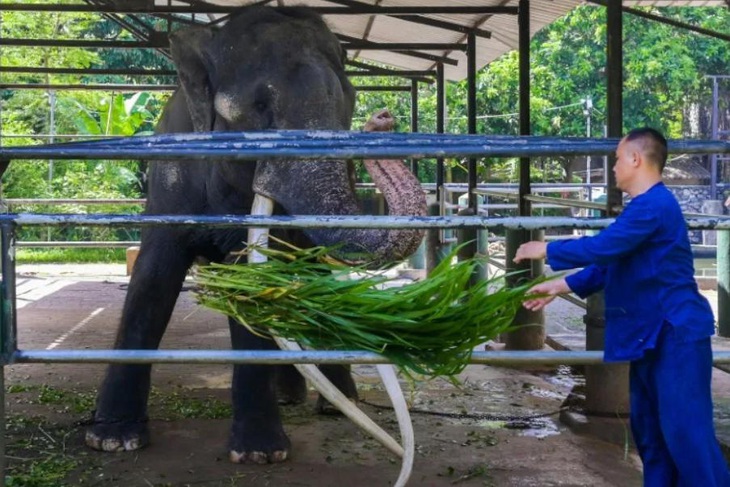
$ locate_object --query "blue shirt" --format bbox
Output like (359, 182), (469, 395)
(546, 182), (715, 362)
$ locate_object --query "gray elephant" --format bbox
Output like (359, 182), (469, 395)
(85, 6), (427, 463)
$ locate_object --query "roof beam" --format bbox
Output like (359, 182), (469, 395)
(0, 65), (435, 83)
(1, 82), (411, 93)
(0, 3), (520, 15)
(343, 41), (467, 52)
(338, 35), (459, 66)
(346, 60), (435, 83)
(324, 0), (498, 39)
(589, 0), (730, 43)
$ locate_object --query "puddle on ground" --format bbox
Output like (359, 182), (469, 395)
(527, 387), (565, 401)
(478, 416), (560, 439)
(536, 365), (584, 390)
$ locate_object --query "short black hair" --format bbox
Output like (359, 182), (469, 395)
(624, 127), (668, 172)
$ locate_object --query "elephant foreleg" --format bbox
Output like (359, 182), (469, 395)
(228, 318), (291, 463)
(86, 236), (193, 452)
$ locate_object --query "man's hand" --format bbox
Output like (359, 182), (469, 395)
(522, 278), (571, 311)
(513, 241), (547, 263)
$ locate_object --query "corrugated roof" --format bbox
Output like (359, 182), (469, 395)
(154, 1), (728, 81)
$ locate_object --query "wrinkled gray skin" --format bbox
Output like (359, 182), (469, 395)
(86, 7), (426, 464)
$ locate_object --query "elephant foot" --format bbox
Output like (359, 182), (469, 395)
(275, 365), (307, 405)
(228, 419), (291, 464)
(315, 364), (359, 415)
(85, 420), (149, 452)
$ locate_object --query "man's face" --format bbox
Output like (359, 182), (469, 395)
(613, 138), (636, 192)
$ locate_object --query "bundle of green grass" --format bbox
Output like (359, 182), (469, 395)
(195, 242), (538, 379)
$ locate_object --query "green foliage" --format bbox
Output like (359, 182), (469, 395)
(1, 4), (728, 253)
(352, 5), (730, 184)
(196, 242), (539, 378)
(16, 248), (126, 264)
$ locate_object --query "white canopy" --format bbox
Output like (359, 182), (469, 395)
(150, 0), (727, 81)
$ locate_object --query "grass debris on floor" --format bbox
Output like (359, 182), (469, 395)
(195, 242), (540, 378)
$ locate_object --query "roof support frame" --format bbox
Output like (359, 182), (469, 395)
(0, 3), (520, 15)
(324, 0), (497, 40)
(337, 35), (460, 65)
(589, 0), (730, 43)
(0, 83), (412, 93)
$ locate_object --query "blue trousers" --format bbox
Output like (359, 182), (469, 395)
(630, 324), (730, 487)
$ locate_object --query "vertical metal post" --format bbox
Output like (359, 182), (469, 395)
(606, 0), (623, 210)
(583, 0), (629, 416)
(410, 79), (419, 176)
(504, 0), (544, 351)
(466, 32), (477, 212)
(718, 229), (730, 337)
(518, 0), (531, 218)
(0, 222), (16, 487)
(711, 76), (719, 200)
(436, 63), (445, 203)
(432, 63), (446, 270)
(585, 97), (593, 201)
(408, 79), (426, 270)
(1, 222), (17, 362)
(716, 77), (730, 337)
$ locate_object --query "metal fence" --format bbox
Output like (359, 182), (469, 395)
(1, 131), (730, 484)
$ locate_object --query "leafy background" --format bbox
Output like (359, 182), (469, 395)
(1, 4), (729, 253)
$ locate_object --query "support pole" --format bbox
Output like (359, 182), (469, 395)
(711, 77), (719, 200)
(0, 222), (16, 487)
(719, 229), (730, 337)
(408, 79), (425, 270)
(518, 0), (531, 218)
(410, 79), (419, 176)
(466, 32), (477, 212)
(583, 0), (629, 416)
(436, 63), (445, 203)
(503, 0), (545, 351)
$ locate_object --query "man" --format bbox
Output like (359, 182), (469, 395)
(514, 128), (730, 486)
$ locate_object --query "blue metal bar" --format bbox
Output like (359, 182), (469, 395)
(3, 132), (729, 161)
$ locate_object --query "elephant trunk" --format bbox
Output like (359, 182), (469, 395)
(252, 110), (426, 264)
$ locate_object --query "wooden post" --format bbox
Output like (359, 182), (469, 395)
(126, 246), (140, 276)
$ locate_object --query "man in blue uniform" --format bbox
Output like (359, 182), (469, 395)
(514, 128), (730, 486)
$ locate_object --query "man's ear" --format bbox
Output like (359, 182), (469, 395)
(631, 151), (641, 167)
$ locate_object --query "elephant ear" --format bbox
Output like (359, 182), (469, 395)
(169, 27), (216, 132)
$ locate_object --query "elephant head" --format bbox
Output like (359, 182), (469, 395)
(169, 7), (426, 262)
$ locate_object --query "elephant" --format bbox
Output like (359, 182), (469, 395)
(85, 6), (427, 464)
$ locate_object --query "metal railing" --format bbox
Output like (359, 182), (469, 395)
(1, 132), (730, 485)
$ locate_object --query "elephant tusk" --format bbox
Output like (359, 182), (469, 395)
(248, 194), (414, 486)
